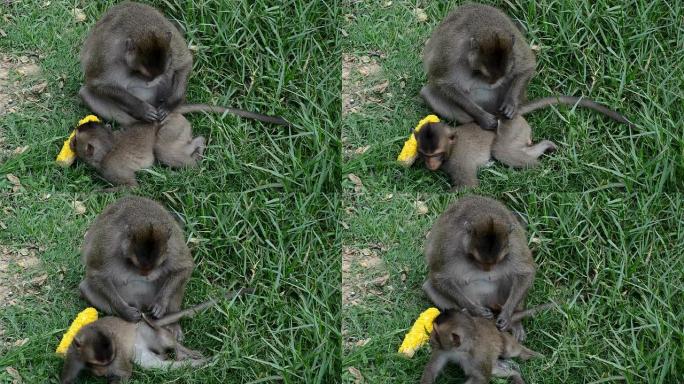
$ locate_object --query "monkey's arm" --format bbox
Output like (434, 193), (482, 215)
(499, 68), (534, 119)
(163, 61), (191, 111)
(432, 277), (493, 318)
(87, 83), (160, 122)
(420, 353), (449, 384)
(150, 265), (192, 318)
(83, 275), (141, 321)
(496, 270), (534, 331)
(435, 82), (497, 130)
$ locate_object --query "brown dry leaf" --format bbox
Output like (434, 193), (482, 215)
(0, 221), (6, 229)
(348, 367), (364, 384)
(15, 64), (40, 77)
(6, 173), (20, 185)
(371, 79), (389, 94)
(5, 367), (21, 383)
(371, 273), (390, 287)
(354, 145), (370, 155)
(357, 63), (381, 77)
(0, 29), (6, 37)
(347, 173), (364, 193)
(30, 274), (48, 286)
(415, 200), (429, 215)
(530, 237), (542, 244)
(30, 81), (48, 94)
(72, 200), (86, 215)
(530, 44), (541, 52)
(12, 146), (28, 155)
(414, 8), (428, 22)
(72, 8), (86, 22)
(13, 338), (28, 347)
(355, 338), (370, 347)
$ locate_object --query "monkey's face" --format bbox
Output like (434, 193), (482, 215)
(124, 224), (171, 276)
(71, 124), (112, 165)
(466, 218), (512, 271)
(431, 310), (463, 350)
(468, 35), (513, 84)
(416, 123), (455, 171)
(125, 32), (172, 80)
(73, 328), (116, 374)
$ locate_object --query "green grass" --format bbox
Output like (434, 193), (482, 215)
(341, 191), (684, 383)
(0, 0), (340, 193)
(0, 191), (340, 383)
(0, 1), (340, 383)
(342, 0), (682, 193)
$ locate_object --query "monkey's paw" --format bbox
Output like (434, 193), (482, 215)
(120, 305), (142, 322)
(473, 306), (494, 319)
(150, 302), (168, 319)
(156, 107), (170, 122)
(475, 113), (498, 130)
(496, 314), (512, 331)
(499, 99), (518, 119)
(141, 104), (161, 122)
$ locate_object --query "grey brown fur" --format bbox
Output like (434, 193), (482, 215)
(71, 113), (205, 187)
(80, 2), (192, 124)
(78, 196), (193, 338)
(422, 3), (536, 129)
(423, 195), (536, 341)
(420, 309), (542, 384)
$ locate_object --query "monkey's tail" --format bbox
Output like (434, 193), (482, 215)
(151, 287), (254, 327)
(510, 302), (557, 323)
(519, 96), (632, 125)
(175, 104), (291, 127)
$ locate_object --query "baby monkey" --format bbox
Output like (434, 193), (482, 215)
(415, 96), (628, 189)
(420, 307), (549, 384)
(60, 288), (252, 384)
(71, 112), (204, 186)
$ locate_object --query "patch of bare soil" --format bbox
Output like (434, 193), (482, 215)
(342, 243), (390, 307)
(0, 53), (44, 162)
(0, 244), (48, 308)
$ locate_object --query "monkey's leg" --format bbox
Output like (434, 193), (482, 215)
(434, 83), (498, 130)
(446, 161), (480, 190)
(496, 272), (535, 335)
(80, 86), (137, 125)
(190, 136), (206, 160)
(428, 278), (493, 318)
(164, 62), (191, 110)
(80, 277), (141, 321)
(492, 359), (525, 384)
(523, 140), (557, 158)
(500, 332), (541, 360)
(499, 68), (534, 119)
(422, 280), (459, 309)
(175, 343), (205, 360)
(101, 167), (139, 187)
(420, 85), (474, 124)
(86, 84), (161, 122)
(420, 353), (449, 384)
(492, 144), (540, 169)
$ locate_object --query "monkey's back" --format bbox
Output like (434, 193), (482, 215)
(82, 196), (188, 269)
(80, 2), (190, 78)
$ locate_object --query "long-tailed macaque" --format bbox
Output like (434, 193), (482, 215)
(70, 113), (205, 187)
(423, 195), (536, 341)
(79, 196), (193, 337)
(420, 308), (544, 384)
(80, 2), (289, 126)
(421, 3), (631, 129)
(60, 288), (251, 383)
(414, 95), (630, 189)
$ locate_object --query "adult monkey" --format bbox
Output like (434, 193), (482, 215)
(80, 2), (288, 126)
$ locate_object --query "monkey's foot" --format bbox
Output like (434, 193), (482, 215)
(511, 323), (526, 342)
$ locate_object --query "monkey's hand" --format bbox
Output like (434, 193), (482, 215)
(119, 305), (142, 322)
(156, 106), (170, 122)
(499, 97), (518, 119)
(140, 103), (162, 122)
(150, 300), (169, 319)
(475, 112), (498, 130)
(472, 306), (494, 319)
(496, 312), (512, 331)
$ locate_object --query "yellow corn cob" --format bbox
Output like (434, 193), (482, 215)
(55, 307), (99, 356)
(398, 307), (441, 357)
(55, 115), (101, 167)
(396, 115), (440, 167)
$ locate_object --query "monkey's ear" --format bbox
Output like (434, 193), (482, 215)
(85, 143), (95, 157)
(70, 136), (78, 151)
(125, 38), (134, 52)
(469, 37), (478, 50)
(104, 123), (113, 133)
(451, 332), (461, 347)
(164, 30), (172, 43)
